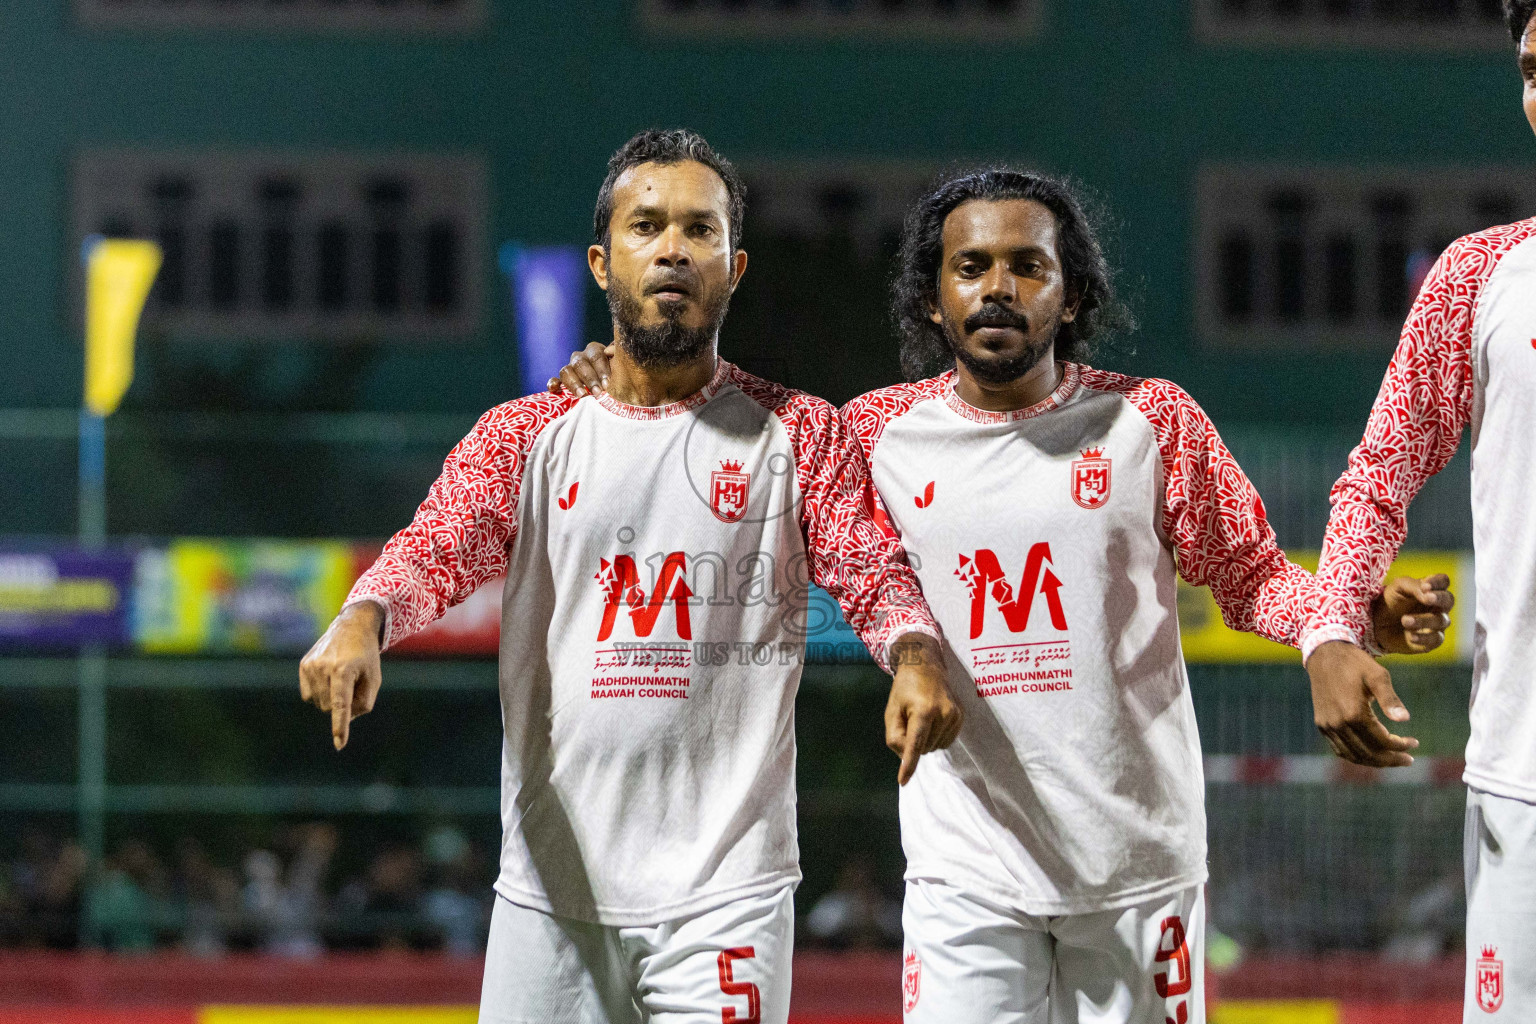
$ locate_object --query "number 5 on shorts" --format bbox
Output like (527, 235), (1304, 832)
(717, 946), (761, 1024)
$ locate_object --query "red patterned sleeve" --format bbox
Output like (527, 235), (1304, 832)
(774, 391), (941, 672)
(1095, 372), (1316, 647)
(344, 393), (573, 650)
(1300, 237), (1488, 660)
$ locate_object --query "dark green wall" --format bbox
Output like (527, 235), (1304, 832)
(1, 1), (1530, 423)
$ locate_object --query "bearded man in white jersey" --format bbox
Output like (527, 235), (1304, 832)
(1303, 4), (1536, 1018)
(298, 129), (960, 1024)
(842, 169), (1459, 1024)
(553, 167), (1452, 1023)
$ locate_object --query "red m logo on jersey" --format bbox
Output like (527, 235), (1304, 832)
(595, 552), (694, 641)
(956, 544), (1068, 640)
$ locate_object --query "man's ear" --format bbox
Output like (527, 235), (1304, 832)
(927, 290), (943, 327)
(588, 244), (610, 291)
(729, 249), (748, 293)
(1061, 285), (1082, 324)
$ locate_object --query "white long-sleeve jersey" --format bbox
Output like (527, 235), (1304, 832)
(1304, 219), (1536, 804)
(347, 359), (939, 925)
(844, 364), (1314, 914)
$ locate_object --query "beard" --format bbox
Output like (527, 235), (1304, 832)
(940, 301), (1059, 386)
(607, 269), (732, 369)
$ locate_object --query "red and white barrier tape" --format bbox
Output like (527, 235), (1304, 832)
(1204, 754), (1466, 787)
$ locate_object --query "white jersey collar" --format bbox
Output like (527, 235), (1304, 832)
(943, 361), (1081, 424)
(595, 358), (733, 420)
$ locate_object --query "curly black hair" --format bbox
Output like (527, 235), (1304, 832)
(593, 128), (747, 253)
(891, 166), (1134, 382)
(1507, 0), (1536, 41)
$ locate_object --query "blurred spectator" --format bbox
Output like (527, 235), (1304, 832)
(0, 855), (18, 945)
(173, 837), (239, 957)
(0, 821), (507, 955)
(12, 827), (87, 948)
(243, 822), (336, 958)
(1383, 873), (1464, 962)
(338, 842), (424, 950)
(86, 839), (171, 951)
(421, 825), (489, 956)
(804, 857), (901, 950)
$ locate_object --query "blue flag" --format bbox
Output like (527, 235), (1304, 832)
(500, 243), (588, 398)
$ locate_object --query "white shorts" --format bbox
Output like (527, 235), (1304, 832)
(478, 885), (794, 1024)
(901, 879), (1204, 1024)
(1465, 786), (1536, 1020)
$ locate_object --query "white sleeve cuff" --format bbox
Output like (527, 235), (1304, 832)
(1358, 613), (1386, 658)
(1300, 624), (1364, 666)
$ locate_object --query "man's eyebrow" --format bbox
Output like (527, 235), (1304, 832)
(1520, 51), (1536, 70)
(626, 205), (723, 223)
(950, 244), (1053, 261)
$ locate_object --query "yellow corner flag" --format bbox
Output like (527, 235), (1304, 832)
(84, 237), (162, 417)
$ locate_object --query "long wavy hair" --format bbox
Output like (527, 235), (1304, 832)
(1507, 0), (1536, 41)
(892, 167), (1134, 381)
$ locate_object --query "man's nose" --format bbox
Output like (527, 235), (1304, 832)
(655, 224), (691, 267)
(981, 266), (1017, 305)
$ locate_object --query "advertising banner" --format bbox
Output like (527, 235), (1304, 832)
(1177, 550), (1470, 665)
(0, 539), (1470, 663)
(0, 546), (134, 650)
(134, 540), (355, 655)
(803, 584), (871, 663)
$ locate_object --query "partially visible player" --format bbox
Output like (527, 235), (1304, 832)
(553, 167), (1452, 1024)
(300, 128), (957, 1024)
(1302, 4), (1536, 1017)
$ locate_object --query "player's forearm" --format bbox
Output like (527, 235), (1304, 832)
(345, 547), (456, 650)
(873, 601), (944, 672)
(824, 552), (942, 673)
(1301, 487), (1407, 656)
(335, 597), (386, 643)
(889, 629), (943, 667)
(799, 431), (940, 668)
(1205, 551), (1315, 650)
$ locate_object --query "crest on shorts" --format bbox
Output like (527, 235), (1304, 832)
(1071, 448), (1111, 510)
(1478, 946), (1504, 1013)
(710, 460), (751, 523)
(903, 950), (922, 1013)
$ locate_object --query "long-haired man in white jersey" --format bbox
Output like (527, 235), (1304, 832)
(1303, 4), (1536, 1018)
(299, 128), (961, 1024)
(839, 169), (1454, 1024)
(553, 166), (1453, 1023)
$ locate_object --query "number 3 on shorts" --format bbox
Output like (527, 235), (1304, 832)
(1154, 916), (1191, 997)
(1154, 916), (1192, 1024)
(718, 946), (761, 1024)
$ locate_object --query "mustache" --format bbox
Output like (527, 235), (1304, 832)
(963, 303), (1029, 334)
(644, 268), (698, 295)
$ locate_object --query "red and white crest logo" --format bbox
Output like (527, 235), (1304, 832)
(1071, 447), (1111, 510)
(711, 460), (751, 523)
(1478, 946), (1504, 1013)
(902, 950), (921, 1013)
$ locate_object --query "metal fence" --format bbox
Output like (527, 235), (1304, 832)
(0, 656), (1475, 955)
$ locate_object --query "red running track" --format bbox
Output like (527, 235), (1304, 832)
(0, 950), (1466, 1022)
